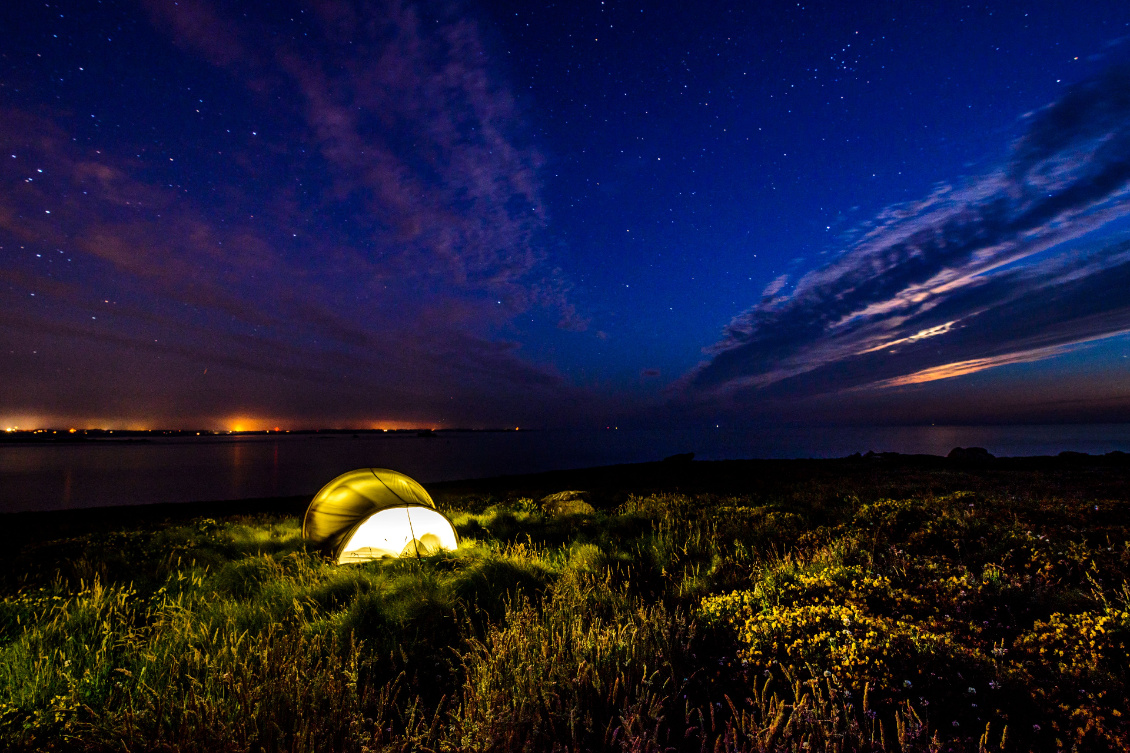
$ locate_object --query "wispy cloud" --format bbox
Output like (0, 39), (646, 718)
(0, 0), (586, 426)
(141, 0), (576, 319)
(686, 66), (1130, 405)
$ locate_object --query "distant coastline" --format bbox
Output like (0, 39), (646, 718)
(0, 427), (531, 444)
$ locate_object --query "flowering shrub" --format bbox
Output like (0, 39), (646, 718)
(703, 489), (1130, 751)
(1017, 608), (1130, 670)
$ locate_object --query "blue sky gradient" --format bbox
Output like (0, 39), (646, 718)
(2, 0), (1130, 429)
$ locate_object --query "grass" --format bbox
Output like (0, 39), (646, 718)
(0, 462), (1128, 751)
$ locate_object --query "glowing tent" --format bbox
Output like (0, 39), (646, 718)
(302, 468), (458, 564)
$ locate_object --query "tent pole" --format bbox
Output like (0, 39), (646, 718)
(405, 503), (421, 558)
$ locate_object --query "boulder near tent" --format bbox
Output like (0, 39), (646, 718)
(302, 468), (459, 564)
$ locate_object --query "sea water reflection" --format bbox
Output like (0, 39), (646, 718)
(3, 424), (1130, 513)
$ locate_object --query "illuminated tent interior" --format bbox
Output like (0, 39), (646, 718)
(302, 468), (459, 564)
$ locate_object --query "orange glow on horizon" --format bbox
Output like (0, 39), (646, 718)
(1, 415), (47, 432)
(1, 417), (458, 433)
(369, 420), (428, 431)
(227, 417), (266, 432)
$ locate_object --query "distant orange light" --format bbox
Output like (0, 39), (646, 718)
(515, 426), (520, 431)
(69, 428), (77, 434)
(229, 417), (258, 432)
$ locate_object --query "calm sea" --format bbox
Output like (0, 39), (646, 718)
(3, 424), (1130, 513)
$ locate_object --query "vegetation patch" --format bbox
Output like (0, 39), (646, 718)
(1, 468), (1128, 751)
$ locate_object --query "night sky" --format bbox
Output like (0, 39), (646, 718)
(4, 0), (1130, 430)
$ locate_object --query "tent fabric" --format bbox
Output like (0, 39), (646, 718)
(337, 506), (459, 563)
(302, 468), (458, 563)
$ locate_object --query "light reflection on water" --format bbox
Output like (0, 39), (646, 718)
(2, 424), (1130, 513)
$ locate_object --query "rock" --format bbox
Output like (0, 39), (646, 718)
(540, 490), (595, 517)
(947, 447), (995, 461)
(863, 450), (901, 460)
(662, 452), (695, 463)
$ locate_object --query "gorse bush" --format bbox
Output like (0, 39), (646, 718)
(0, 476), (1128, 751)
(703, 492), (1130, 751)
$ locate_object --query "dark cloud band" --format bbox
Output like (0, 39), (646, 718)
(687, 65), (1130, 403)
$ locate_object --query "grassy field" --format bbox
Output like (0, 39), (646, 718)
(0, 457), (1128, 751)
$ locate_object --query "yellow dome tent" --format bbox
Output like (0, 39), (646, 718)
(302, 468), (459, 564)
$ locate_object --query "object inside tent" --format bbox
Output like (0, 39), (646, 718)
(302, 468), (458, 564)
